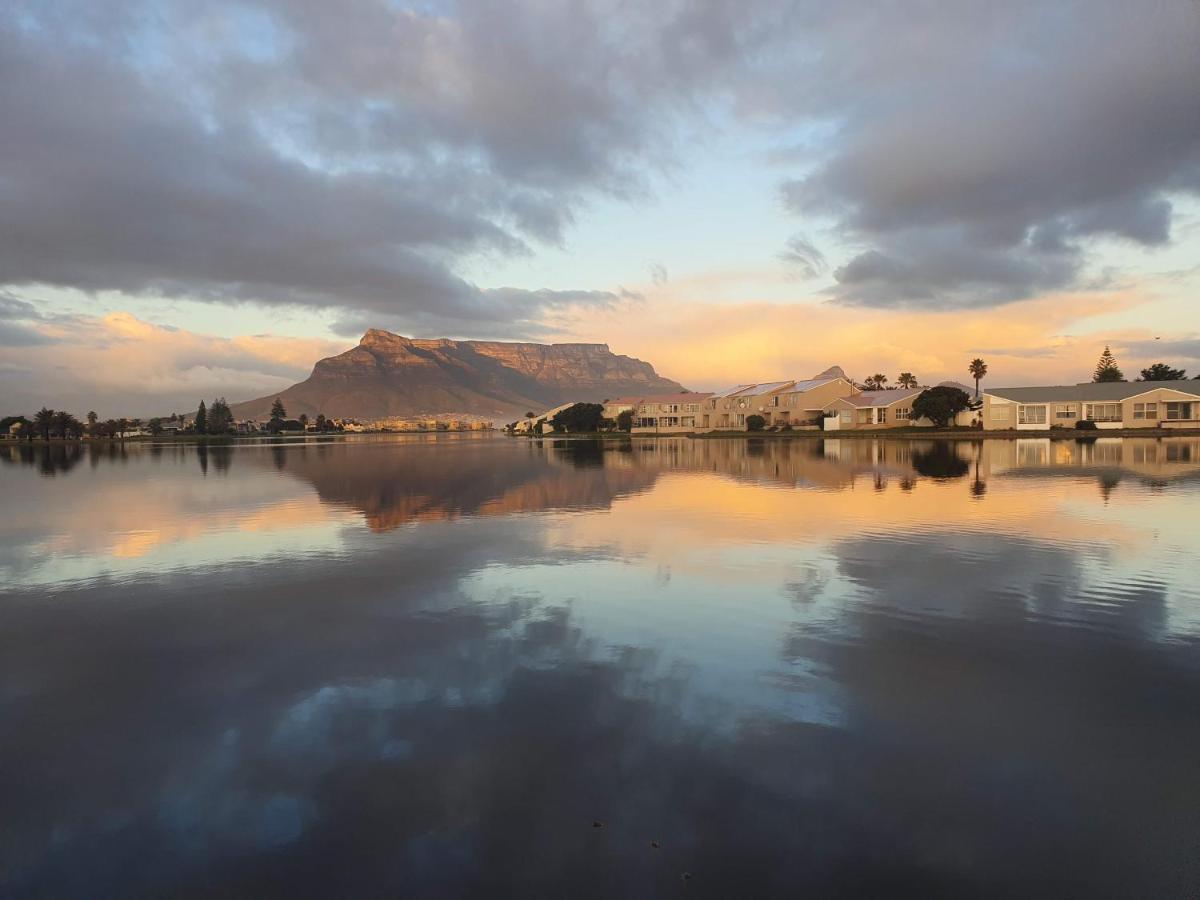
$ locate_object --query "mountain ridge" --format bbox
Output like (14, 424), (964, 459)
(231, 329), (685, 421)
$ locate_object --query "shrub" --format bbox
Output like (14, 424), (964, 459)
(911, 386), (971, 428)
(746, 414), (766, 432)
(1075, 419), (1098, 430)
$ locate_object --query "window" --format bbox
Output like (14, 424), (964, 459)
(878, 408), (887, 423)
(1085, 403), (1121, 422)
(1132, 402), (1158, 420)
(1054, 404), (1077, 419)
(1166, 402), (1195, 420)
(1017, 405), (1047, 425)
(770, 396), (780, 407)
(840, 411), (852, 424)
(895, 407), (911, 420)
(991, 404), (1011, 422)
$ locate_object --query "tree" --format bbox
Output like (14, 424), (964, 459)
(616, 409), (633, 432)
(911, 386), (971, 428)
(52, 410), (81, 439)
(298, 413), (309, 430)
(524, 411), (535, 419)
(1139, 362), (1186, 381)
(34, 407), (55, 441)
(86, 410), (98, 433)
(863, 374), (888, 390)
(207, 398), (232, 434)
(270, 397), (287, 422)
(549, 402), (605, 433)
(148, 418), (164, 435)
(117, 417), (130, 441)
(897, 372), (919, 389)
(315, 414), (327, 432)
(194, 400), (208, 434)
(968, 358), (988, 396)
(1093, 346), (1124, 383)
(746, 414), (766, 431)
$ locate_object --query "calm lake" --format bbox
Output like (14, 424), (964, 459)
(2, 434), (1199, 898)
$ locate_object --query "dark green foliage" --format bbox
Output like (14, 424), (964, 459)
(550, 402), (606, 433)
(1075, 419), (1098, 430)
(1139, 362), (1186, 381)
(616, 409), (633, 432)
(194, 400), (208, 433)
(270, 397), (287, 422)
(911, 386), (970, 427)
(1093, 346), (1124, 382)
(968, 358), (988, 395)
(207, 397), (232, 434)
(746, 414), (766, 431)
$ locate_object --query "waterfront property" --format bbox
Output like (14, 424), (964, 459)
(823, 387), (924, 430)
(625, 392), (713, 433)
(981, 380), (1200, 431)
(699, 369), (859, 431)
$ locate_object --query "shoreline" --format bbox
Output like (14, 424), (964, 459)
(517, 427), (1200, 440)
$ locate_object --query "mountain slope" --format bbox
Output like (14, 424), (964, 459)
(231, 329), (685, 421)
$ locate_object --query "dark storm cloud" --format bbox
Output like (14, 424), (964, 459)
(1, 1), (1197, 325)
(1, 0), (720, 335)
(777, 2), (1200, 308)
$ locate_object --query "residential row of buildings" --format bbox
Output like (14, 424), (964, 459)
(597, 366), (1200, 434)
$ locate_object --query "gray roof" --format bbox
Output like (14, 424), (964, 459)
(839, 387), (923, 408)
(986, 380), (1200, 403)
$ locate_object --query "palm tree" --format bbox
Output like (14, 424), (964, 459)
(86, 410), (98, 434)
(897, 372), (918, 389)
(52, 410), (78, 439)
(864, 374), (888, 390)
(34, 407), (55, 441)
(968, 358), (988, 397)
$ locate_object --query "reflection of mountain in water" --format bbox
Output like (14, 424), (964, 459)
(255, 438), (662, 531)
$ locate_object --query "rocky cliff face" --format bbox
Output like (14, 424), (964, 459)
(231, 329), (684, 421)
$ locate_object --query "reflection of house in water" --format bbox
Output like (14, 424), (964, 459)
(980, 438), (1200, 494)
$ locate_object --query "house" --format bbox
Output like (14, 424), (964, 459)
(698, 368), (859, 431)
(823, 381), (982, 430)
(824, 387), (924, 430)
(981, 380), (1200, 431)
(513, 402), (576, 434)
(629, 393), (713, 433)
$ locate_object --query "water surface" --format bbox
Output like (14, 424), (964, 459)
(2, 435), (1199, 898)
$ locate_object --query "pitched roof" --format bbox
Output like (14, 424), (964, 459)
(783, 377), (842, 393)
(710, 384), (759, 398)
(837, 387), (924, 408)
(607, 392), (712, 404)
(985, 380), (1200, 403)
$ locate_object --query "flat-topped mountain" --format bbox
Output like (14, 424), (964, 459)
(231, 328), (685, 421)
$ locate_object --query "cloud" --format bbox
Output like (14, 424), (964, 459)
(0, 310), (346, 416)
(1, 1), (729, 335)
(779, 233), (827, 280)
(0, 291), (57, 346)
(775, 2), (1200, 309)
(1, 1), (1196, 331)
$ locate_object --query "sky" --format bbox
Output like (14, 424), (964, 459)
(1, 0), (1199, 415)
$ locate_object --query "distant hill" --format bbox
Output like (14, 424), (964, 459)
(231, 328), (685, 422)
